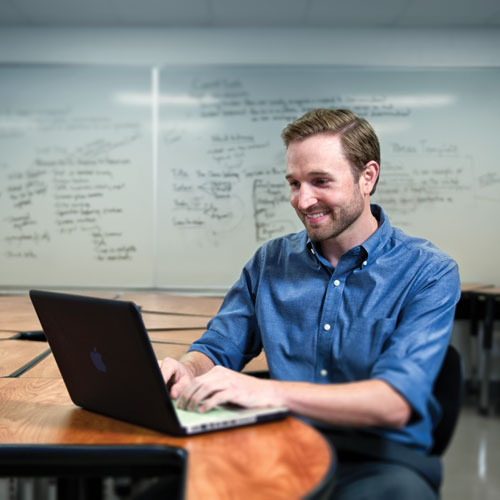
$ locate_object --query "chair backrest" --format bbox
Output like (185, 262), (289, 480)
(430, 344), (464, 455)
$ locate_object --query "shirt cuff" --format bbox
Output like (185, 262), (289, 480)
(371, 358), (441, 425)
(188, 329), (257, 372)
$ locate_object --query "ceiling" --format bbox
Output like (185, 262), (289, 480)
(0, 0), (499, 29)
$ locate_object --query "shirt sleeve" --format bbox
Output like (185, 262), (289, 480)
(370, 257), (461, 423)
(188, 253), (263, 371)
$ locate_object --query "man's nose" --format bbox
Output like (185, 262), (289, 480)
(297, 185), (318, 211)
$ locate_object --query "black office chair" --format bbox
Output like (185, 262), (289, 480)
(430, 344), (464, 456)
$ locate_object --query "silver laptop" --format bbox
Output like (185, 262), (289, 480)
(29, 290), (288, 436)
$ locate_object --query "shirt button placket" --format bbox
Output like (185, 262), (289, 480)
(318, 275), (342, 382)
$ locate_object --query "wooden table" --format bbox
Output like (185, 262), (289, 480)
(460, 283), (494, 293)
(148, 329), (206, 344)
(0, 292), (118, 333)
(141, 313), (209, 330)
(0, 378), (334, 499)
(0, 339), (50, 377)
(118, 293), (223, 317)
(0, 295), (43, 333)
(0, 293), (210, 332)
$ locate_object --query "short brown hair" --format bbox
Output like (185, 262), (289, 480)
(281, 108), (380, 194)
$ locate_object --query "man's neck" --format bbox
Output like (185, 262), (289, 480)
(320, 207), (379, 268)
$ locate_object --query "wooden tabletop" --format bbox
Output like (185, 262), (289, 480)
(118, 293), (223, 317)
(470, 286), (500, 296)
(0, 377), (333, 499)
(147, 329), (206, 344)
(460, 283), (495, 293)
(141, 312), (209, 330)
(0, 295), (43, 332)
(0, 339), (50, 377)
(0, 293), (209, 331)
(0, 292), (117, 332)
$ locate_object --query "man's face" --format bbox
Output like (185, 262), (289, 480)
(285, 133), (366, 243)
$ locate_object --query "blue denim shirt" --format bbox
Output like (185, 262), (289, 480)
(189, 205), (461, 453)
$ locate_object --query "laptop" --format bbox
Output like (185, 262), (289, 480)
(29, 290), (288, 436)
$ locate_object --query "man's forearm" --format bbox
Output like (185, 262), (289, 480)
(171, 355), (411, 429)
(272, 378), (411, 429)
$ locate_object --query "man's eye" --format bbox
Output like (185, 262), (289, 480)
(288, 181), (300, 188)
(314, 179), (329, 186)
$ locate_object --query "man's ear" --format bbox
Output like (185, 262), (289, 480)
(360, 161), (380, 195)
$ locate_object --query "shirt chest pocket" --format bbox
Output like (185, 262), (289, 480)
(337, 316), (397, 380)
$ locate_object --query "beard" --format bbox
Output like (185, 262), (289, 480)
(298, 188), (365, 243)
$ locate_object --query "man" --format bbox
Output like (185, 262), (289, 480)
(160, 109), (461, 499)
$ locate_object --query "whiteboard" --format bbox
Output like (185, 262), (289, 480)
(0, 65), (154, 288)
(157, 65), (500, 289)
(1, 65), (500, 290)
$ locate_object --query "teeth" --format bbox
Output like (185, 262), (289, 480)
(307, 212), (328, 219)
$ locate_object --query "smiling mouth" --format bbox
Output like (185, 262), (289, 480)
(306, 211), (329, 219)
(304, 211), (330, 223)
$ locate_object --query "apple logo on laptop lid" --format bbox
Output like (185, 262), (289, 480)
(90, 347), (107, 373)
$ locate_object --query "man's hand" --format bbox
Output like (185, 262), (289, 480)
(159, 351), (216, 399)
(159, 357), (196, 399)
(176, 365), (281, 413)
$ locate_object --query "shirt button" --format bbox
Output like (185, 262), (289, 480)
(362, 260), (368, 266)
(311, 248), (315, 255)
(323, 323), (331, 331)
(320, 369), (328, 377)
(333, 279), (340, 287)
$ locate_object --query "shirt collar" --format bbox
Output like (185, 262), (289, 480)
(360, 204), (392, 261)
